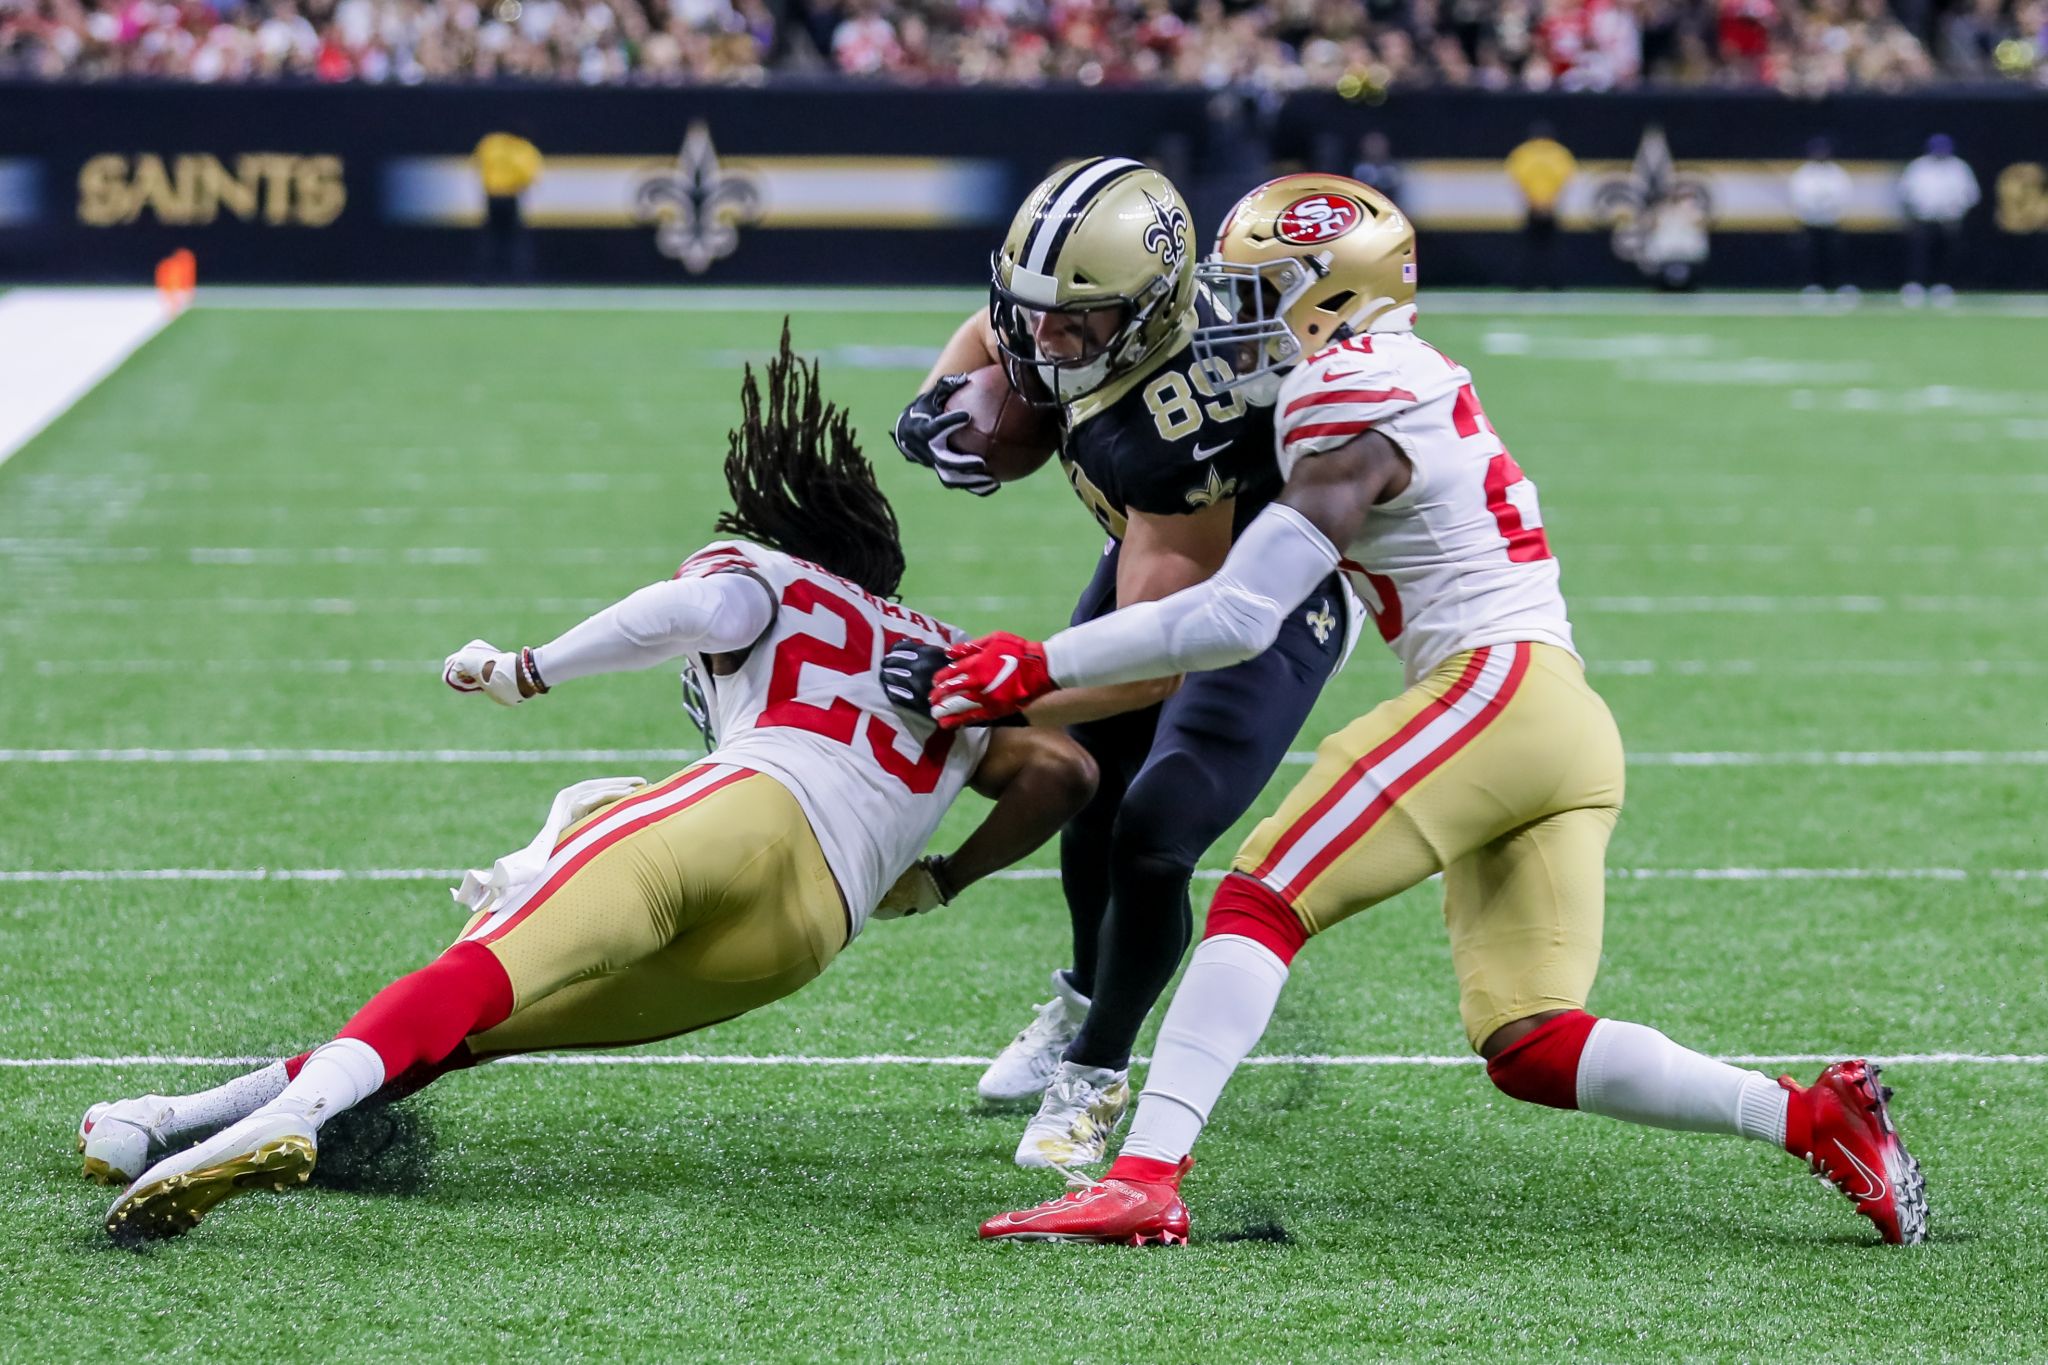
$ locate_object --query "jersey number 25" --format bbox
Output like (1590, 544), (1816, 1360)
(757, 580), (955, 795)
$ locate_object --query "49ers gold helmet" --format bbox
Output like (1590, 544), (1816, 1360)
(990, 157), (1199, 407)
(1193, 174), (1416, 402)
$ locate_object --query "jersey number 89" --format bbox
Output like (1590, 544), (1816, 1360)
(1143, 356), (1246, 441)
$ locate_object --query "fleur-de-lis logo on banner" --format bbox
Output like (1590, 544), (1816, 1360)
(1591, 125), (1712, 278)
(635, 121), (764, 275)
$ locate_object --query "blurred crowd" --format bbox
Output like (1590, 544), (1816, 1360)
(2, 0), (2043, 89)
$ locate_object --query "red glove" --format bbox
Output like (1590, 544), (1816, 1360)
(930, 632), (1057, 728)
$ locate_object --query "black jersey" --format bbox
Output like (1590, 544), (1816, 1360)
(1056, 297), (1279, 543)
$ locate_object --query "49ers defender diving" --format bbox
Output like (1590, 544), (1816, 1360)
(933, 175), (1928, 1248)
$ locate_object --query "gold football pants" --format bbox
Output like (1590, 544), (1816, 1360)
(453, 763), (847, 1057)
(1234, 643), (1624, 1048)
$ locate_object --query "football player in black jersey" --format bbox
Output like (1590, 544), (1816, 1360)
(891, 157), (1354, 1170)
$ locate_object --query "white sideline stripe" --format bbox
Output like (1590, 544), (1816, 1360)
(2, 1051), (2042, 1069)
(0, 289), (174, 465)
(5, 866), (2043, 885)
(4, 748), (2047, 767)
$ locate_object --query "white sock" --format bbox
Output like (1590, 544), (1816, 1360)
(1577, 1018), (1788, 1146)
(254, 1039), (386, 1131)
(1121, 935), (1290, 1164)
(160, 1060), (291, 1142)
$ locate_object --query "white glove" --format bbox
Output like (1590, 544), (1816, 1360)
(443, 639), (527, 707)
(873, 857), (954, 920)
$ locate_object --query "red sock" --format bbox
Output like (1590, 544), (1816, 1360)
(1781, 1078), (1812, 1156)
(1485, 1010), (1599, 1110)
(337, 940), (514, 1080)
(1107, 1153), (1185, 1186)
(1202, 873), (1310, 965)
(283, 1051), (312, 1080)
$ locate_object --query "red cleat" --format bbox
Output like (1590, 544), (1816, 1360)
(1780, 1059), (1928, 1245)
(979, 1155), (1193, 1246)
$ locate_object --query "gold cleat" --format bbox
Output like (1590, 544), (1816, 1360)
(105, 1113), (316, 1243)
(82, 1155), (128, 1187)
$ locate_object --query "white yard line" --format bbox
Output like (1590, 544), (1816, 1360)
(0, 1051), (2039, 1069)
(2, 748), (2045, 766)
(11, 594), (2047, 618)
(3, 866), (2042, 885)
(182, 286), (2048, 319)
(195, 286), (983, 313)
(0, 747), (706, 764)
(10, 656), (2042, 680)
(0, 289), (175, 467)
(1583, 595), (2048, 613)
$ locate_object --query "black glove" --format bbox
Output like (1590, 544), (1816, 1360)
(880, 639), (948, 719)
(891, 375), (999, 497)
(882, 639), (1027, 727)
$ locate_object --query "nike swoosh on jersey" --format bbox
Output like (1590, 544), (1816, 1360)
(1833, 1138), (1889, 1203)
(1191, 441), (1229, 461)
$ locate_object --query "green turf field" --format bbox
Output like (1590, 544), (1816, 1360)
(2, 293), (2045, 1361)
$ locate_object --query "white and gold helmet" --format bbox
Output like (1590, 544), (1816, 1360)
(1193, 174), (1416, 402)
(989, 157), (1199, 407)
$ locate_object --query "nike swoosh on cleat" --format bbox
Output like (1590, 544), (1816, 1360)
(1001, 1188), (1120, 1228)
(1833, 1139), (1889, 1203)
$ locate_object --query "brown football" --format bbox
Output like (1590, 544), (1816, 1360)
(945, 364), (1060, 482)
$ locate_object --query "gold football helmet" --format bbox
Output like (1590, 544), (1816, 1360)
(990, 157), (1199, 407)
(1192, 174), (1415, 401)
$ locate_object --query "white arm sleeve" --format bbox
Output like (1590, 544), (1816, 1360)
(530, 573), (775, 685)
(1042, 504), (1342, 688)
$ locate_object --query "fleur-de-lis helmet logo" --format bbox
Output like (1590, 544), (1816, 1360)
(1142, 190), (1192, 275)
(634, 121), (764, 275)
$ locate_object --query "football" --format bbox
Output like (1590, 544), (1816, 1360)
(944, 363), (1060, 482)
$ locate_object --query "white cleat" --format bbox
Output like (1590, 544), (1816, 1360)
(1014, 1061), (1130, 1170)
(105, 1111), (316, 1243)
(77, 1096), (177, 1185)
(978, 969), (1091, 1105)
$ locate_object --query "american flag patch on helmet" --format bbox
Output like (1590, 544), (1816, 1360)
(1402, 262), (1417, 282)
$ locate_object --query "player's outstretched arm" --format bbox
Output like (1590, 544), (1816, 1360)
(878, 726), (1098, 918)
(929, 434), (1409, 723)
(442, 572), (774, 706)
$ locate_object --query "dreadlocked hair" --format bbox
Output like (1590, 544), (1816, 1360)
(714, 319), (906, 599)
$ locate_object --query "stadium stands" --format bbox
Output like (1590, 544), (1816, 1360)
(2, 0), (2042, 90)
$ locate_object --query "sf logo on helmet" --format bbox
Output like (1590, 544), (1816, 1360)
(1276, 194), (1363, 245)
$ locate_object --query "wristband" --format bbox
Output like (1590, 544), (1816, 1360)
(518, 646), (550, 696)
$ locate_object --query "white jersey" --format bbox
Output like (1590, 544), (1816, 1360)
(1274, 324), (1576, 686)
(672, 541), (991, 935)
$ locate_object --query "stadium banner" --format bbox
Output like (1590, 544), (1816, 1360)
(1, 82), (2044, 288)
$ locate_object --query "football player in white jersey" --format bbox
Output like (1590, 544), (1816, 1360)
(84, 329), (1097, 1242)
(927, 177), (1928, 1247)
